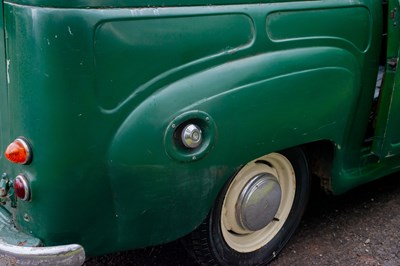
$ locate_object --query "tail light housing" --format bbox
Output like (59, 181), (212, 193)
(14, 175), (30, 201)
(4, 138), (32, 164)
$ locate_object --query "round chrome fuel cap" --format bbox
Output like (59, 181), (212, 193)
(236, 173), (282, 232)
(181, 124), (202, 148)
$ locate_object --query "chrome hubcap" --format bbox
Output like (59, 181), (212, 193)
(236, 173), (282, 232)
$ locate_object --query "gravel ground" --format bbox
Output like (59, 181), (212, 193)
(84, 173), (400, 266)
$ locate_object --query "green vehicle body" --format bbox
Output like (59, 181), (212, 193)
(0, 0), (398, 262)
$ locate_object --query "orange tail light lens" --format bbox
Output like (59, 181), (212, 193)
(4, 138), (32, 164)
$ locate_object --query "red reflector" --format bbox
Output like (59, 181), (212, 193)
(14, 175), (30, 201)
(4, 138), (31, 164)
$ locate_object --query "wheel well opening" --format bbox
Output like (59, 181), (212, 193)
(303, 140), (335, 193)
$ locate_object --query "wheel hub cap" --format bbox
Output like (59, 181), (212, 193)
(236, 173), (282, 232)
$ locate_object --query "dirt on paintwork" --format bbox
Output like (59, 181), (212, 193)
(84, 173), (400, 266)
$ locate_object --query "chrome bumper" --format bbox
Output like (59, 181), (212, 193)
(0, 241), (85, 266)
(0, 207), (85, 265)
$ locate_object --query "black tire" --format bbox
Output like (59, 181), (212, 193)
(186, 148), (310, 266)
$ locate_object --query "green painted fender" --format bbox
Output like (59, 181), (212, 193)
(108, 46), (360, 246)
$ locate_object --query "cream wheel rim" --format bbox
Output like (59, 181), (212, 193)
(220, 153), (296, 253)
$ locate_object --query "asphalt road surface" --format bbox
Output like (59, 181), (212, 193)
(84, 173), (400, 265)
